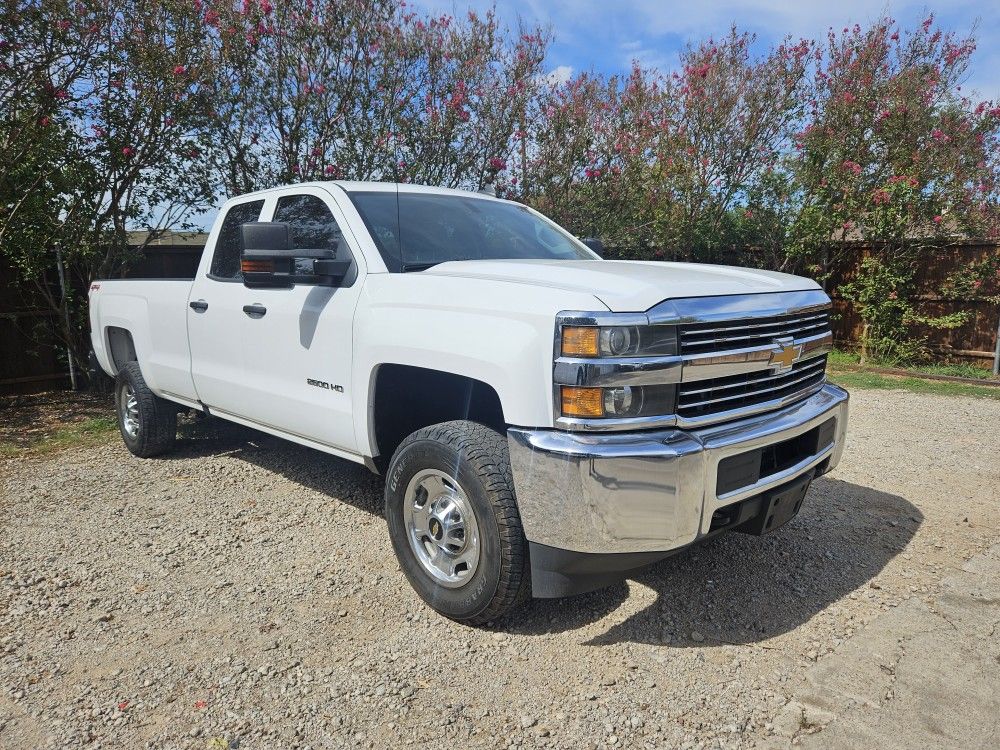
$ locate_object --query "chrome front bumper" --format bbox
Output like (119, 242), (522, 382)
(508, 383), (849, 555)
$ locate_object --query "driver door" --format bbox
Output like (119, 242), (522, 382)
(236, 187), (364, 453)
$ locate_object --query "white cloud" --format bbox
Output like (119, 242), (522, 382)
(540, 64), (575, 85)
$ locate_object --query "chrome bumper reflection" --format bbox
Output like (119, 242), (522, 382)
(508, 383), (849, 554)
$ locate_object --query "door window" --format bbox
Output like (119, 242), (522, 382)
(209, 199), (265, 280)
(274, 194), (344, 253)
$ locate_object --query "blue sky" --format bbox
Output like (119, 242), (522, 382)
(415, 0), (1000, 102)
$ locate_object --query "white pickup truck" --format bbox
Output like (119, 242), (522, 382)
(89, 182), (848, 624)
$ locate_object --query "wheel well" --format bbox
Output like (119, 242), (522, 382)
(371, 365), (506, 470)
(106, 327), (137, 373)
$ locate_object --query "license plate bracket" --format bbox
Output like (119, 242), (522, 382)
(737, 472), (813, 536)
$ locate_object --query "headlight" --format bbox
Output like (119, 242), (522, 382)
(561, 325), (675, 358)
(560, 384), (676, 419)
(556, 321), (678, 422)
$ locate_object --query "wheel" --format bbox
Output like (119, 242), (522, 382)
(114, 361), (177, 457)
(385, 420), (530, 625)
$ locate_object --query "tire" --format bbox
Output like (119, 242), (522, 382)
(385, 420), (530, 625)
(114, 361), (177, 458)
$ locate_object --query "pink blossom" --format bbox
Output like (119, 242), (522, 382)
(933, 215), (942, 224)
(842, 91), (856, 104)
(488, 157), (506, 172)
(325, 165), (336, 175)
(39, 115), (51, 126)
(841, 160), (862, 176)
(888, 291), (897, 300)
(872, 189), (890, 205)
(842, 221), (853, 230)
(173, 65), (186, 76)
(121, 147), (133, 157)
(260, 0), (273, 14)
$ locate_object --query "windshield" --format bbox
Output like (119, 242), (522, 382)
(347, 191), (595, 271)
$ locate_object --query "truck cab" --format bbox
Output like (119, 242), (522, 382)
(90, 181), (849, 624)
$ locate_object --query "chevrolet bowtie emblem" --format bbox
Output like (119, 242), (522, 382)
(769, 337), (801, 372)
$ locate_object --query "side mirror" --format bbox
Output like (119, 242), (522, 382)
(581, 237), (605, 258)
(240, 222), (351, 288)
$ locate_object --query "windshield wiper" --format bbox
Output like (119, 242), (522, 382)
(401, 261), (443, 272)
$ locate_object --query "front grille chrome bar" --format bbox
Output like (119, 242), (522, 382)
(682, 359), (826, 406)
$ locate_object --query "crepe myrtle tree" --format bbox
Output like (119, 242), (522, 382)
(519, 29), (813, 261)
(514, 66), (670, 255)
(654, 29), (813, 262)
(207, 0), (547, 193)
(787, 16), (1000, 362)
(0, 0), (218, 375)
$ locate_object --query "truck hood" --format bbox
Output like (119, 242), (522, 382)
(423, 259), (820, 312)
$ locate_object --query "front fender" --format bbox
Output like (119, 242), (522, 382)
(352, 274), (605, 456)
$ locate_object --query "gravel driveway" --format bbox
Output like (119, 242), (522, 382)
(1, 389), (998, 749)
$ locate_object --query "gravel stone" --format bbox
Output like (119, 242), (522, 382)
(0, 390), (997, 748)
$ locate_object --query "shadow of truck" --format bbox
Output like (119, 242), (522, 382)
(165, 418), (919, 642)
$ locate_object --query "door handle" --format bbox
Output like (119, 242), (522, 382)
(189, 300), (208, 312)
(243, 303), (267, 317)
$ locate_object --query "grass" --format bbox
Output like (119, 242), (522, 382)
(828, 363), (1000, 400)
(42, 416), (119, 451)
(0, 415), (118, 458)
(0, 393), (119, 459)
(828, 347), (999, 381)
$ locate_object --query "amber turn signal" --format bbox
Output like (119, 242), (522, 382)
(561, 326), (599, 357)
(561, 386), (604, 418)
(241, 259), (274, 273)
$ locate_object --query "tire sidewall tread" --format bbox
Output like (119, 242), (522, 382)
(114, 362), (177, 458)
(385, 420), (529, 626)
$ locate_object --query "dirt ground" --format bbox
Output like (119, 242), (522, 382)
(1, 389), (998, 749)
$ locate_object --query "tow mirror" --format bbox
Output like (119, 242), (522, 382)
(581, 237), (605, 258)
(239, 222), (351, 288)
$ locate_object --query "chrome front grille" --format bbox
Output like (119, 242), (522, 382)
(553, 291), (835, 432)
(675, 306), (832, 422)
(677, 355), (828, 420)
(679, 310), (831, 355)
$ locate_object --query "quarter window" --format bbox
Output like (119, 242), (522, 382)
(210, 199), (265, 280)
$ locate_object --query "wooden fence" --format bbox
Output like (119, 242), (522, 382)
(824, 241), (1000, 363)
(0, 235), (205, 396)
(2, 238), (998, 395)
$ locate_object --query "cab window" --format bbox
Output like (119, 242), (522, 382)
(274, 194), (344, 253)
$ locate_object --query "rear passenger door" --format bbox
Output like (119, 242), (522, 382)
(237, 188), (365, 453)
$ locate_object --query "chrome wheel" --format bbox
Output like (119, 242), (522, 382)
(402, 469), (480, 588)
(119, 384), (140, 438)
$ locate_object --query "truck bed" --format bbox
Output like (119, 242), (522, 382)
(89, 279), (198, 404)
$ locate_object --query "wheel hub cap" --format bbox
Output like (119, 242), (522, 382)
(119, 385), (140, 438)
(402, 470), (480, 588)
